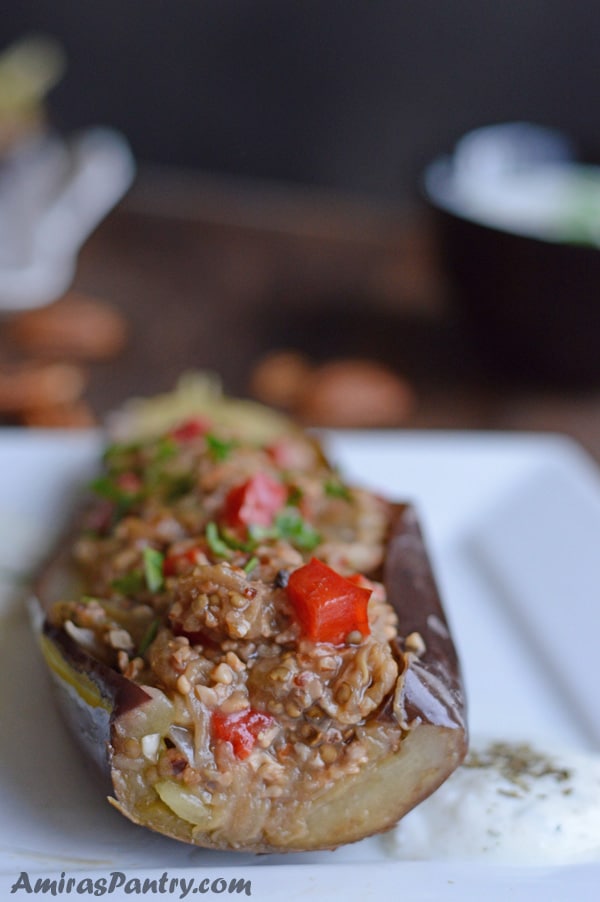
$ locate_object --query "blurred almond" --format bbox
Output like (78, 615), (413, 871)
(297, 358), (415, 428)
(21, 400), (97, 429)
(7, 291), (127, 361)
(0, 361), (87, 412)
(250, 349), (313, 410)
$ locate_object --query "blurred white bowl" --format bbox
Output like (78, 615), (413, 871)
(423, 122), (600, 385)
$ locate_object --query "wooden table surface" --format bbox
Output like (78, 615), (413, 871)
(62, 168), (600, 465)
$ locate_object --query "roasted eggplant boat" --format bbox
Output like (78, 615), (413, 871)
(33, 382), (467, 852)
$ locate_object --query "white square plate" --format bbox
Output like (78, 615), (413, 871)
(0, 429), (598, 900)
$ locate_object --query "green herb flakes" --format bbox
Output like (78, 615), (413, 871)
(274, 509), (321, 551)
(143, 547), (165, 592)
(111, 570), (144, 595)
(206, 522), (233, 558)
(287, 486), (303, 506)
(324, 478), (352, 502)
(243, 556), (259, 575)
(206, 434), (235, 462)
(138, 617), (160, 656)
(248, 509), (321, 552)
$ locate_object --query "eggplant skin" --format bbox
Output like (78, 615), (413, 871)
(32, 533), (150, 780)
(39, 623), (150, 779)
(33, 503), (467, 853)
(385, 504), (466, 734)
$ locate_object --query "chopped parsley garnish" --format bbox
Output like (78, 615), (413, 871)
(138, 617), (160, 656)
(249, 509), (321, 552)
(206, 522), (233, 558)
(153, 436), (178, 462)
(206, 434), (235, 462)
(287, 486), (303, 506)
(111, 570), (144, 595)
(161, 472), (196, 501)
(98, 437), (189, 510)
(102, 440), (140, 470)
(89, 475), (144, 522)
(243, 555), (259, 575)
(89, 475), (128, 503)
(274, 509), (321, 551)
(324, 478), (352, 501)
(144, 438), (194, 501)
(143, 548), (165, 592)
(219, 527), (256, 553)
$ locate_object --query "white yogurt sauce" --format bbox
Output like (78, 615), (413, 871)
(383, 738), (600, 865)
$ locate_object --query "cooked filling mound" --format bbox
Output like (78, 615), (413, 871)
(49, 417), (408, 845)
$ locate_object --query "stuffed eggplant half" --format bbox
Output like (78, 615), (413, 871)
(34, 388), (467, 852)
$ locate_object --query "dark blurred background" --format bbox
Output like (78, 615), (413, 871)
(3, 1), (600, 458)
(2, 1), (599, 205)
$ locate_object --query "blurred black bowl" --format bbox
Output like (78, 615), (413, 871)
(423, 123), (600, 386)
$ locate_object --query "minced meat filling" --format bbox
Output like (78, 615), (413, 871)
(49, 418), (408, 835)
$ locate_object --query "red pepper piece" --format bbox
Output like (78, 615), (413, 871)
(265, 439), (294, 468)
(222, 472), (287, 529)
(163, 546), (205, 577)
(346, 573), (376, 591)
(169, 416), (211, 442)
(286, 558), (372, 645)
(211, 708), (275, 759)
(266, 437), (315, 470)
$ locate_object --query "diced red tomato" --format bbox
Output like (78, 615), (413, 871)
(169, 417), (211, 442)
(266, 437), (315, 470)
(211, 708), (275, 759)
(286, 558), (372, 645)
(163, 546), (205, 577)
(265, 439), (305, 469)
(222, 472), (287, 529)
(266, 440), (291, 468)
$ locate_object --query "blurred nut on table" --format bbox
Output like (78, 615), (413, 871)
(250, 350), (415, 428)
(0, 360), (87, 413)
(21, 400), (97, 429)
(0, 291), (128, 428)
(7, 292), (128, 361)
(249, 350), (314, 411)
